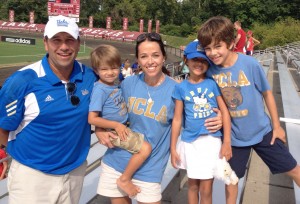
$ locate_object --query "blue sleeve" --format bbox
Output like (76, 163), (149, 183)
(0, 70), (37, 131)
(172, 82), (184, 101)
(89, 84), (106, 112)
(211, 79), (221, 97)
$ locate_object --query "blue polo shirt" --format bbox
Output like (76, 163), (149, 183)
(0, 54), (97, 174)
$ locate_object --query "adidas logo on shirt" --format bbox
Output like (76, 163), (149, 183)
(45, 95), (54, 102)
(81, 89), (89, 95)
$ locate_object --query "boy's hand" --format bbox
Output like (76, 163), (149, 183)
(271, 126), (286, 145)
(115, 124), (128, 141)
(205, 108), (223, 132)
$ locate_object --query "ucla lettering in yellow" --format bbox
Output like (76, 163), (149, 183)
(212, 71), (250, 88)
(230, 109), (248, 117)
(128, 97), (167, 123)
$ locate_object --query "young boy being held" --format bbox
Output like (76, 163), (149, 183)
(198, 16), (300, 204)
(170, 41), (232, 204)
(88, 45), (152, 197)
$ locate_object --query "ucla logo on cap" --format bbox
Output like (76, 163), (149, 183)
(56, 19), (69, 27)
(197, 44), (204, 52)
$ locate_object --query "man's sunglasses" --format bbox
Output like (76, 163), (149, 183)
(136, 32), (161, 43)
(66, 82), (80, 106)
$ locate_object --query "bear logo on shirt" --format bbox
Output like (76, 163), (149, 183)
(220, 86), (243, 110)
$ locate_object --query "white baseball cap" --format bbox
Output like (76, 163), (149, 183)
(44, 15), (79, 39)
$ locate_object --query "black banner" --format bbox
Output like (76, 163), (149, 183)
(1, 36), (36, 45)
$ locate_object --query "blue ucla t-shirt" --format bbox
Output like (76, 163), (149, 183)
(102, 74), (177, 183)
(89, 82), (127, 124)
(172, 78), (222, 142)
(206, 54), (272, 146)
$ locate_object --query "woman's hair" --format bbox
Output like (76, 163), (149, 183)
(162, 66), (170, 76)
(198, 16), (235, 48)
(90, 44), (121, 72)
(135, 32), (167, 59)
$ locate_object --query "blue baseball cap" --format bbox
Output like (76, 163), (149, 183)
(184, 41), (212, 65)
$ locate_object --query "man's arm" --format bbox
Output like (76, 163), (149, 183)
(234, 33), (241, 46)
(0, 128), (9, 147)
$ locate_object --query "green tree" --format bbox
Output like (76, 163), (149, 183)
(79, 0), (103, 27)
(3, 0), (48, 23)
(0, 0), (299, 47)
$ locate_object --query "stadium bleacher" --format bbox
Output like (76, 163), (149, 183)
(277, 48), (300, 204)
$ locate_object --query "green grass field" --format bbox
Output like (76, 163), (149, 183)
(0, 38), (92, 65)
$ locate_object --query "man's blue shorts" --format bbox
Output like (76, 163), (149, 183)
(229, 131), (297, 178)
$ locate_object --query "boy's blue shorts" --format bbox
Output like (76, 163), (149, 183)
(229, 131), (297, 178)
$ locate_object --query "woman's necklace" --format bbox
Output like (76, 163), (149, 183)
(146, 74), (165, 104)
(147, 86), (153, 103)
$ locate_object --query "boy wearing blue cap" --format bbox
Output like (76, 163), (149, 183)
(170, 40), (232, 204)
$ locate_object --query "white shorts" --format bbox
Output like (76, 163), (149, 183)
(8, 159), (87, 204)
(97, 162), (162, 203)
(176, 135), (221, 179)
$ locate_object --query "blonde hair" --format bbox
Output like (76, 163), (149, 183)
(90, 44), (121, 72)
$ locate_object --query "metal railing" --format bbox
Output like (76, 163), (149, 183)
(0, 156), (10, 164)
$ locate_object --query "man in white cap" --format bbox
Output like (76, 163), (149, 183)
(0, 15), (97, 204)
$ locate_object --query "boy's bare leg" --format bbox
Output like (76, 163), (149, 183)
(225, 184), (238, 204)
(111, 196), (131, 204)
(286, 165), (300, 187)
(117, 141), (152, 197)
